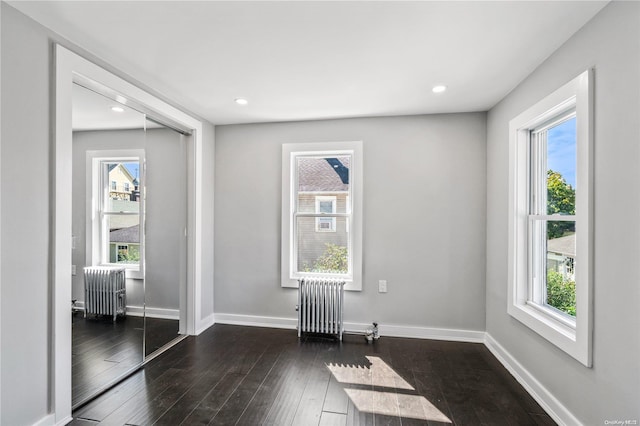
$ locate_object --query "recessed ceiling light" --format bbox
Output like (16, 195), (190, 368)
(432, 85), (447, 94)
(235, 98), (248, 105)
(111, 106), (124, 112)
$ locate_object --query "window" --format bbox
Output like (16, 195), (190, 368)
(508, 70), (592, 366)
(281, 141), (363, 290)
(315, 196), (337, 232)
(111, 180), (117, 190)
(88, 150), (145, 278)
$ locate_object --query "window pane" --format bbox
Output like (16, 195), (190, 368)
(547, 117), (576, 215)
(319, 200), (333, 213)
(107, 198), (140, 213)
(106, 215), (140, 264)
(296, 155), (350, 213)
(546, 220), (576, 316)
(104, 161), (141, 211)
(296, 216), (349, 274)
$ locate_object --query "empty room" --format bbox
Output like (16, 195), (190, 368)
(1, 1), (639, 425)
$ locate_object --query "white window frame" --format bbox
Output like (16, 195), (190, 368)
(315, 195), (337, 232)
(508, 69), (593, 366)
(87, 150), (145, 279)
(281, 141), (363, 291)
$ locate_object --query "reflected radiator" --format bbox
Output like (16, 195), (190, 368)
(297, 278), (345, 341)
(84, 266), (126, 321)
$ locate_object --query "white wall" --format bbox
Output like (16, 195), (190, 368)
(215, 113), (487, 332)
(72, 128), (186, 312)
(0, 4), (216, 424)
(486, 2), (640, 424)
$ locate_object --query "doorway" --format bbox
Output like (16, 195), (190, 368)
(55, 44), (207, 423)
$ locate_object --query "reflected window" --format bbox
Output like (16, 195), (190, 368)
(91, 156), (143, 272)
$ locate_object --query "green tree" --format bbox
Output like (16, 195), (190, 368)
(305, 243), (348, 273)
(547, 170), (575, 239)
(546, 270), (576, 316)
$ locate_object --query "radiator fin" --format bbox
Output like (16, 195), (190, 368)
(84, 266), (126, 321)
(298, 278), (344, 340)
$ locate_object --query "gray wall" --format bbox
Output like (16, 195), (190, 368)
(1, 5), (51, 425)
(486, 2), (640, 424)
(0, 4), (216, 424)
(72, 127), (186, 312)
(215, 113), (487, 330)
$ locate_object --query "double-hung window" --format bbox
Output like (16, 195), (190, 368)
(508, 70), (593, 366)
(88, 150), (145, 279)
(282, 141), (363, 290)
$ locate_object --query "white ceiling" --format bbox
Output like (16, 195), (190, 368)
(9, 1), (608, 126)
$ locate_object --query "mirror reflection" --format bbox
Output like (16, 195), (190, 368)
(71, 83), (185, 408)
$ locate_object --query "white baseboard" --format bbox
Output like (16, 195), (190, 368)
(195, 313), (216, 335)
(56, 416), (73, 426)
(32, 414), (54, 426)
(213, 313), (484, 343)
(75, 301), (179, 320)
(348, 322), (485, 343)
(214, 313), (297, 330)
(32, 413), (71, 426)
(126, 305), (179, 320)
(484, 333), (581, 426)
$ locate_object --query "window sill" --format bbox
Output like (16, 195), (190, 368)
(97, 264), (142, 280)
(282, 276), (361, 291)
(507, 300), (589, 366)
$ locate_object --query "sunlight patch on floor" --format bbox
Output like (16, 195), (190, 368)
(326, 355), (452, 422)
(345, 389), (452, 422)
(326, 356), (414, 390)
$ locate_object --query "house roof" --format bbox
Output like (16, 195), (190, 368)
(298, 157), (350, 192)
(108, 163), (135, 183)
(109, 224), (139, 244)
(547, 233), (575, 257)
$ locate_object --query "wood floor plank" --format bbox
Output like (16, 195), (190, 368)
(151, 354), (238, 425)
(207, 346), (281, 425)
(75, 371), (147, 422)
(179, 372), (247, 425)
(261, 340), (335, 425)
(322, 374), (349, 415)
(238, 340), (304, 424)
(319, 411), (347, 426)
(290, 341), (337, 425)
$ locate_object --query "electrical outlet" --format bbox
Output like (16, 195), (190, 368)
(71, 265), (77, 276)
(378, 280), (387, 293)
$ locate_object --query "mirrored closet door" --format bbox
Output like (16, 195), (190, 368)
(71, 83), (186, 408)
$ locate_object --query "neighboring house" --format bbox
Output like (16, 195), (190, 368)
(547, 233), (575, 280)
(109, 224), (140, 264)
(108, 163), (138, 200)
(297, 156), (350, 271)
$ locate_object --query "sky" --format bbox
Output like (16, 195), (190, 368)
(122, 162), (140, 181)
(547, 116), (577, 188)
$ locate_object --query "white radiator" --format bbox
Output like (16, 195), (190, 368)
(297, 278), (345, 341)
(83, 266), (126, 321)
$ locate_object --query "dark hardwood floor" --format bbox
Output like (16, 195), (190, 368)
(72, 313), (179, 407)
(70, 324), (555, 426)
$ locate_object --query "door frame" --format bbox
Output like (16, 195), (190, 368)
(54, 44), (206, 423)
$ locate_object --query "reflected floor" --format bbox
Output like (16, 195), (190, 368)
(72, 313), (178, 407)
